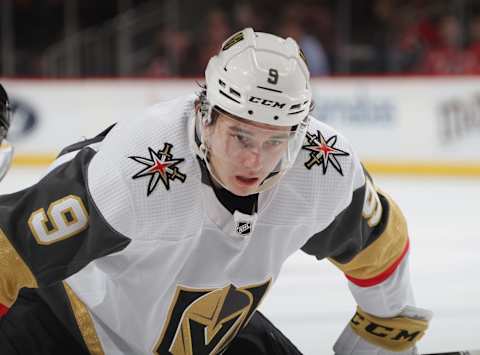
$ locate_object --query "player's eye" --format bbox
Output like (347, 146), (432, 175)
(265, 139), (283, 147)
(231, 134), (253, 147)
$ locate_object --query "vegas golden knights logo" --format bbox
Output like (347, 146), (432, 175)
(153, 280), (271, 355)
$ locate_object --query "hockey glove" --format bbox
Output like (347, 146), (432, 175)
(333, 305), (433, 355)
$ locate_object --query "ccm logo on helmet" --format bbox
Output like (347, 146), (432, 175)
(249, 96), (286, 109)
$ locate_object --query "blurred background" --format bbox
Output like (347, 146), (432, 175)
(3, 0), (480, 77)
(1, 0), (480, 354)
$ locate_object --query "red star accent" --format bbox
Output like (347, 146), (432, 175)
(311, 143), (335, 156)
(302, 130), (350, 175)
(129, 145), (186, 195)
(148, 159), (172, 175)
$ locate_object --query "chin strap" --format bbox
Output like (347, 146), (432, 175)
(188, 108), (227, 190)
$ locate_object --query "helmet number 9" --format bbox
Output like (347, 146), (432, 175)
(268, 68), (279, 85)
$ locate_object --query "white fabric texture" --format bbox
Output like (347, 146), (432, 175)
(348, 253), (415, 318)
(62, 95), (412, 354)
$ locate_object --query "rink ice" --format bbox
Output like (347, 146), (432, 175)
(1, 168), (479, 354)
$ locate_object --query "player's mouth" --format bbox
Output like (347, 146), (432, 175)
(235, 175), (259, 186)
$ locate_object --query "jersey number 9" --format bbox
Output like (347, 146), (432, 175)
(28, 195), (89, 245)
(362, 179), (382, 228)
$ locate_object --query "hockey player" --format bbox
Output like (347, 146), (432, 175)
(0, 84), (13, 182)
(0, 83), (13, 318)
(0, 29), (432, 354)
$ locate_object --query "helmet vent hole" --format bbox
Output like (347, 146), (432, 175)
(288, 109), (305, 115)
(290, 103), (301, 110)
(273, 116), (279, 120)
(248, 110), (253, 115)
(257, 85), (283, 94)
(219, 90), (241, 104)
(229, 88), (241, 98)
(218, 79), (226, 87)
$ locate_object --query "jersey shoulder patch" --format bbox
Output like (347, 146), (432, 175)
(87, 96), (205, 242)
(300, 119), (352, 176)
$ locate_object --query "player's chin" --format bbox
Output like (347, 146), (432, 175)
(227, 176), (260, 196)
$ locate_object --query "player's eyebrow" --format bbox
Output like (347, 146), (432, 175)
(228, 126), (290, 139)
(228, 125), (290, 140)
(228, 125), (254, 136)
(269, 132), (290, 139)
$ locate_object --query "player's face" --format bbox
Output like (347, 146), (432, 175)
(205, 111), (291, 196)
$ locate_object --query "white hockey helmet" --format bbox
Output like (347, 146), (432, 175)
(195, 28), (312, 195)
(204, 27), (312, 126)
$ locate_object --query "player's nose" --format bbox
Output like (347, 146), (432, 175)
(240, 149), (262, 170)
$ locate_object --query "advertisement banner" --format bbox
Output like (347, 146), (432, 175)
(2, 78), (480, 175)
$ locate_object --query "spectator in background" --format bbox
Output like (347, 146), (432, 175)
(232, 2), (266, 32)
(466, 14), (480, 73)
(388, 3), (438, 73)
(278, 5), (330, 76)
(369, 0), (396, 72)
(146, 27), (196, 77)
(418, 14), (476, 74)
(193, 8), (232, 76)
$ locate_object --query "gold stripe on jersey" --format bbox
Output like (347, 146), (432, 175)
(329, 192), (409, 280)
(0, 228), (38, 306)
(64, 282), (105, 355)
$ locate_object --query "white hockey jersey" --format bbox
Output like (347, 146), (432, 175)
(0, 95), (413, 354)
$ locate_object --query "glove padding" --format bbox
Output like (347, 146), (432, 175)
(334, 306), (433, 355)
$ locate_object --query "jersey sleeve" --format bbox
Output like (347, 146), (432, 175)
(0, 146), (131, 307)
(302, 156), (413, 317)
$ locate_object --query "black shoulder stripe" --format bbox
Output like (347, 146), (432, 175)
(301, 185), (390, 263)
(0, 147), (130, 287)
(58, 123), (116, 157)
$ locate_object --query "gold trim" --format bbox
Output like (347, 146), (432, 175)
(64, 282), (105, 355)
(363, 161), (480, 176)
(0, 228), (38, 306)
(11, 155), (480, 176)
(329, 192), (408, 279)
(12, 154), (56, 166)
(350, 306), (428, 352)
(153, 279), (272, 355)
